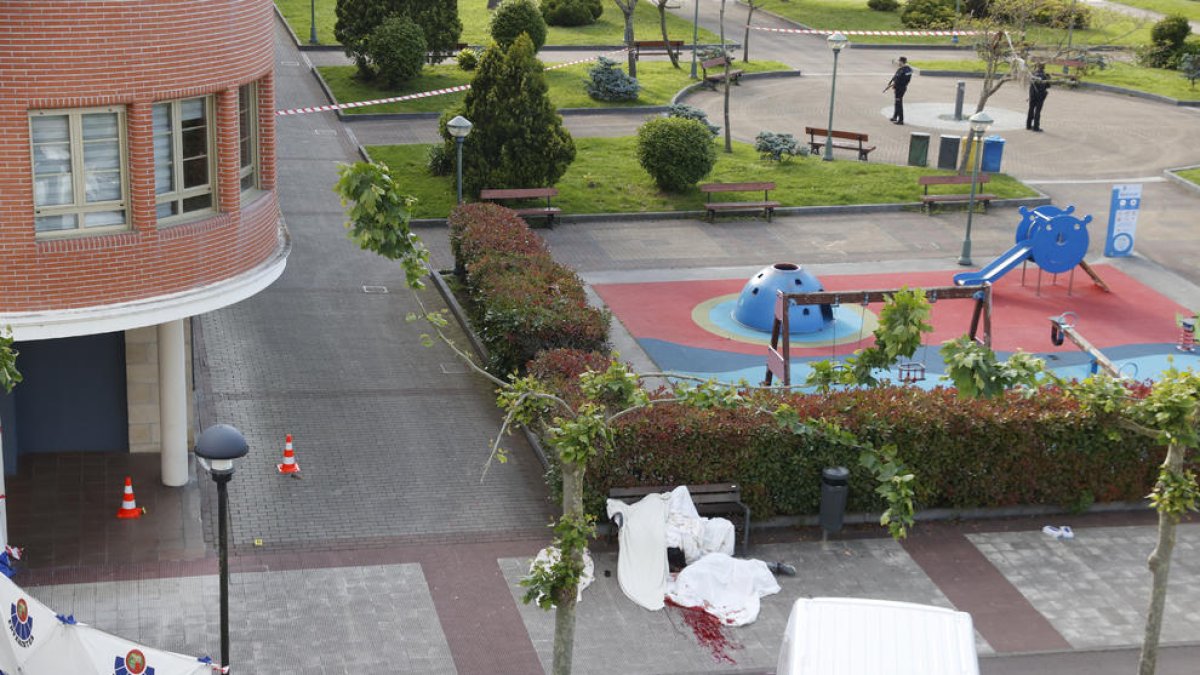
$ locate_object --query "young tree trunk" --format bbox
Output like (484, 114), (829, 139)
(743, 2), (756, 63)
(551, 461), (586, 675)
(615, 0), (639, 78)
(1137, 443), (1185, 675)
(657, 3), (680, 68)
(720, 0), (732, 152)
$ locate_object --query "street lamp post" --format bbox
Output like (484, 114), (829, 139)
(194, 424), (249, 671)
(957, 111), (993, 267)
(446, 115), (473, 206)
(309, 0), (319, 45)
(1065, 0), (1078, 64)
(823, 33), (848, 162)
(690, 0), (701, 79)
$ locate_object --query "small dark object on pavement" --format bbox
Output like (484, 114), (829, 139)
(768, 561), (797, 576)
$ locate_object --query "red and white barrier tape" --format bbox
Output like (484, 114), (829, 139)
(750, 26), (979, 36)
(276, 48), (628, 117)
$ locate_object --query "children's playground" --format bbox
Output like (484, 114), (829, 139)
(594, 205), (1199, 388)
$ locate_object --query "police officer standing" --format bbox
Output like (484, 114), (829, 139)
(1027, 64), (1050, 132)
(884, 56), (913, 125)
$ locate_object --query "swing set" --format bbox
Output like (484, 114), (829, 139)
(763, 284), (994, 386)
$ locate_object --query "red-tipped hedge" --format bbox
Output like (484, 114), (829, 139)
(448, 203), (610, 375)
(526, 351), (1163, 520)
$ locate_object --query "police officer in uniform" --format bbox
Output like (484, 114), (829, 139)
(884, 56), (913, 125)
(1027, 63), (1050, 132)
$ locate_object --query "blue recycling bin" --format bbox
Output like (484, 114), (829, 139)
(981, 135), (1005, 173)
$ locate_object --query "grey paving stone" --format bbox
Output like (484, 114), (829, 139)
(28, 563), (455, 675)
(968, 524), (1200, 649)
(501, 539), (991, 675)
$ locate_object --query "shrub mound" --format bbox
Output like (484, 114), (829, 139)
(491, 0), (548, 51)
(366, 16), (426, 87)
(448, 204), (610, 376)
(636, 117), (717, 192)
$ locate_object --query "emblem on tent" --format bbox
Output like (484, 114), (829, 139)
(114, 648), (155, 675)
(9, 597), (33, 647)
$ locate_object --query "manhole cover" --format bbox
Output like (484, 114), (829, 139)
(362, 285), (389, 294)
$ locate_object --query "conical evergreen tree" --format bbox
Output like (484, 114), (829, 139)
(447, 34), (575, 197)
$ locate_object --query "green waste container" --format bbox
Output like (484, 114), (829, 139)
(907, 132), (930, 167)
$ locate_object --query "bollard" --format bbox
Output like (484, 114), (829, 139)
(819, 466), (850, 535)
(954, 81), (966, 121)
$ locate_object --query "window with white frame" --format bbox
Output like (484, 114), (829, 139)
(153, 97), (215, 221)
(238, 83), (258, 194)
(30, 108), (127, 233)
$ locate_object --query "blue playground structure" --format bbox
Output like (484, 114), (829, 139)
(953, 205), (1103, 291)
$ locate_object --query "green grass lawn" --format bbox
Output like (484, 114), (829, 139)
(319, 59), (792, 114)
(275, 0), (719, 47)
(368, 136), (1036, 219)
(1177, 167), (1200, 186)
(1102, 0), (1200, 23)
(911, 58), (1200, 100)
(762, 0), (1150, 46)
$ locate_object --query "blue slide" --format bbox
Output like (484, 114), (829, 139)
(953, 241), (1033, 286)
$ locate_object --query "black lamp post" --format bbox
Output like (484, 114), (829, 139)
(309, 0), (319, 45)
(690, 0), (701, 79)
(957, 111), (993, 267)
(446, 115), (473, 205)
(195, 424), (249, 671)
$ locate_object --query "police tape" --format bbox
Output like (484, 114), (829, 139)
(275, 48), (630, 117)
(749, 26), (980, 36)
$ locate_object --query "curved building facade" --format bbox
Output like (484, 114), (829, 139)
(0, 0), (289, 485)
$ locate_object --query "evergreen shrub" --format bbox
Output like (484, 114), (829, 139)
(868, 0), (900, 12)
(365, 16), (426, 87)
(541, 0), (598, 26)
(666, 104), (719, 136)
(427, 143), (453, 176)
(754, 131), (805, 161)
(491, 0), (549, 51)
(636, 117), (717, 192)
(901, 0), (957, 29)
(457, 48), (480, 71)
(586, 57), (640, 101)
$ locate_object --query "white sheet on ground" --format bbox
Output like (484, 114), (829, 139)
(666, 552), (781, 626)
(666, 485), (736, 564)
(607, 493), (671, 611)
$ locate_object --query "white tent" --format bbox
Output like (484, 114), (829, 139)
(0, 573), (219, 675)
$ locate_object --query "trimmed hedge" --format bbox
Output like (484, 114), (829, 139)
(448, 204), (610, 376)
(526, 351), (1163, 520)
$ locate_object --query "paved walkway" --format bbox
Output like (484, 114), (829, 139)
(5, 5), (1200, 674)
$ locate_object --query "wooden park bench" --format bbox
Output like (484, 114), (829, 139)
(608, 483), (751, 554)
(1046, 58), (1086, 83)
(805, 127), (876, 161)
(479, 187), (561, 226)
(700, 56), (744, 90)
(918, 173), (996, 213)
(633, 40), (685, 60)
(699, 181), (780, 222)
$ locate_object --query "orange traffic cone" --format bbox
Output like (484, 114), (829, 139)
(116, 476), (143, 519)
(277, 434), (300, 474)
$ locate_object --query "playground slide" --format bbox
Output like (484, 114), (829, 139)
(953, 242), (1033, 286)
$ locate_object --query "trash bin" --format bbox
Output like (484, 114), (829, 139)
(981, 135), (1005, 173)
(936, 135), (960, 171)
(961, 134), (984, 172)
(907, 132), (930, 167)
(819, 466), (850, 534)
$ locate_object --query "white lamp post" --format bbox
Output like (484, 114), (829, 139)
(823, 33), (849, 162)
(958, 111), (994, 267)
(690, 0), (701, 79)
(446, 115), (473, 205)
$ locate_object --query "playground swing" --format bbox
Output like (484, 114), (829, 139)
(898, 290), (935, 384)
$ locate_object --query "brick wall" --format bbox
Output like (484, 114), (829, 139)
(0, 0), (281, 312)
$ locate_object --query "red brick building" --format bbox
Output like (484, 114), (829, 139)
(0, 1), (289, 488)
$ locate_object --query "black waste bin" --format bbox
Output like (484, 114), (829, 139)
(937, 135), (961, 171)
(819, 466), (850, 534)
(907, 132), (930, 167)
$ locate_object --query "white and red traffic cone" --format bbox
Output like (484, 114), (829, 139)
(277, 434), (300, 474)
(116, 476), (143, 519)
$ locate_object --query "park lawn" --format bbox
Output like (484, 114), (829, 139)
(319, 59), (792, 114)
(274, 0), (719, 47)
(368, 136), (1035, 219)
(1103, 0), (1200, 23)
(761, 0), (1149, 46)
(1177, 168), (1200, 186)
(911, 58), (1200, 100)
